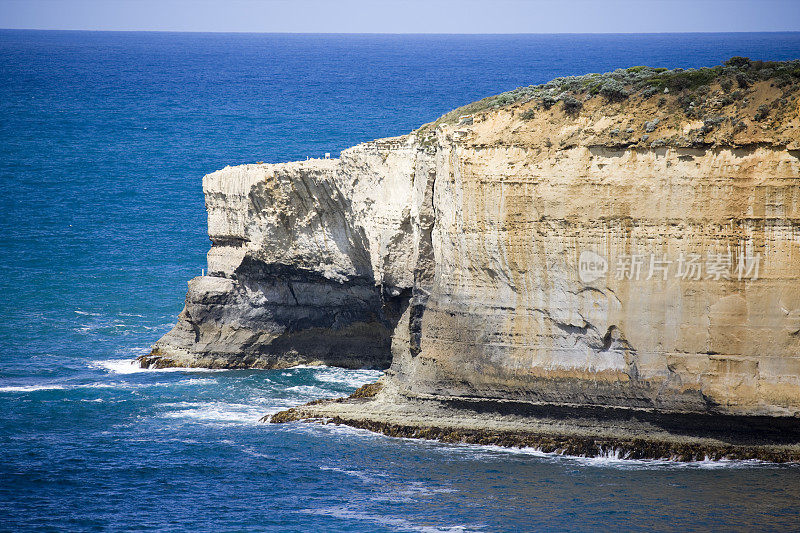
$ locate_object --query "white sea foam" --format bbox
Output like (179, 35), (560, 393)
(395, 481), (457, 497)
(177, 378), (217, 386)
(79, 382), (117, 389)
(139, 322), (176, 332)
(319, 466), (389, 484)
(73, 308), (174, 336)
(313, 367), (384, 387)
(283, 364), (328, 370)
(0, 384), (68, 393)
(75, 321), (129, 334)
(278, 418), (386, 442)
(160, 401), (265, 424)
(286, 384), (328, 396)
(0, 377), (253, 397)
(237, 446), (272, 459)
(254, 398), (316, 417)
(429, 441), (778, 470)
(91, 359), (230, 375)
(301, 506), (479, 533)
(0, 381), (132, 393)
(91, 359), (148, 374)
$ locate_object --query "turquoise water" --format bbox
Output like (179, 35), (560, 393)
(2, 30), (800, 531)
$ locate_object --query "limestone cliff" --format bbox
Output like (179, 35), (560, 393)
(142, 144), (421, 369)
(145, 59), (800, 435)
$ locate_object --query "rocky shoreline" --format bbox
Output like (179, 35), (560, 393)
(268, 383), (800, 462)
(151, 58), (800, 460)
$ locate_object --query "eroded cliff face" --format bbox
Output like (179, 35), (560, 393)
(145, 75), (800, 418)
(142, 138), (433, 369)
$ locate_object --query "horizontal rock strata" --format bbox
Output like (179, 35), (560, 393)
(269, 389), (800, 462)
(149, 61), (800, 454)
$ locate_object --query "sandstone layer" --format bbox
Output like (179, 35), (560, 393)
(147, 61), (800, 455)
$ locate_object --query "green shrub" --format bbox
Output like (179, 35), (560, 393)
(657, 68), (719, 92)
(540, 94), (558, 109)
(642, 86), (661, 98)
(727, 56), (751, 68)
(600, 80), (629, 101)
(736, 73), (751, 88)
(562, 95), (582, 114)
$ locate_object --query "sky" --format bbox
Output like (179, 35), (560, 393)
(0, 0), (799, 33)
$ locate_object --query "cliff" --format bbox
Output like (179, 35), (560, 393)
(144, 59), (800, 458)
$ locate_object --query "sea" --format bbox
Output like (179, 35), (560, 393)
(2, 30), (800, 532)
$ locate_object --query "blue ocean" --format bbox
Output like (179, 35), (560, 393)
(3, 30), (800, 531)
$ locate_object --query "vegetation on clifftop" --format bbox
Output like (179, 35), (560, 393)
(426, 57), (800, 128)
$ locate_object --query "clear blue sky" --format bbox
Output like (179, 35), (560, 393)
(1, 0), (799, 33)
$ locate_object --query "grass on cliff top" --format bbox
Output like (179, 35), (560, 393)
(423, 57), (800, 129)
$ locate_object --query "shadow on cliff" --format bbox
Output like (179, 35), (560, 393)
(444, 397), (800, 446)
(228, 257), (413, 370)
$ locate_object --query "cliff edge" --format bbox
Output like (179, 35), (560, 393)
(145, 58), (800, 458)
